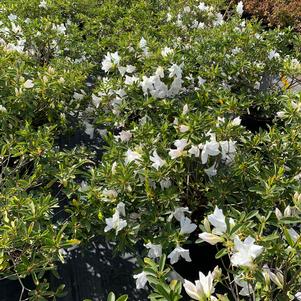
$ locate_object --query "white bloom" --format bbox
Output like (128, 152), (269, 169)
(168, 246), (191, 264)
(236, 1), (244, 16)
(268, 50), (280, 60)
(182, 104), (189, 115)
(102, 188), (118, 200)
(171, 207), (191, 221)
(198, 76), (206, 86)
(126, 65), (136, 73)
(104, 211), (127, 234)
(73, 91), (85, 100)
(101, 52), (120, 72)
(231, 117), (241, 126)
(180, 216), (197, 235)
(155, 66), (165, 78)
(231, 236), (263, 267)
(199, 232), (223, 245)
(169, 63), (183, 78)
(91, 94), (101, 108)
(275, 208), (282, 220)
(189, 145), (202, 157)
(0, 105), (7, 113)
(8, 14), (17, 21)
(125, 75), (139, 85)
(201, 136), (220, 164)
(183, 271), (215, 300)
(161, 47), (173, 57)
(219, 140), (236, 163)
(145, 243), (162, 259)
(118, 66), (127, 76)
(83, 121), (94, 139)
(235, 277), (253, 296)
(169, 139), (188, 159)
(204, 163), (218, 177)
(198, 2), (208, 11)
(115, 130), (132, 142)
(23, 79), (34, 88)
(39, 0), (47, 8)
(208, 206), (227, 235)
(125, 149), (141, 164)
(160, 178), (172, 190)
(139, 37), (147, 48)
(295, 292), (301, 301)
(179, 124), (189, 133)
(115, 202), (125, 217)
(133, 271), (148, 289)
(150, 150), (166, 170)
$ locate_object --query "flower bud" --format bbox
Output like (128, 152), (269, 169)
(204, 217), (211, 232)
(199, 232), (223, 245)
(284, 205), (291, 217)
(275, 208), (282, 220)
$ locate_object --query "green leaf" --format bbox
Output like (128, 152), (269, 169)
(215, 248), (228, 259)
(159, 254), (166, 272)
(279, 217), (301, 224)
(107, 292), (116, 301)
(116, 295), (128, 301)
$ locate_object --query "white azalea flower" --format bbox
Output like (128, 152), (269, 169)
(231, 235), (263, 267)
(125, 75), (139, 85)
(115, 130), (132, 142)
(0, 105), (7, 113)
(231, 117), (241, 126)
(102, 188), (118, 201)
(204, 163), (218, 177)
(183, 271), (215, 300)
(150, 150), (166, 170)
(145, 243), (162, 259)
(134, 271), (148, 289)
(39, 0), (47, 8)
(91, 94), (101, 108)
(101, 51), (120, 72)
(201, 136), (220, 164)
(236, 1), (244, 16)
(161, 47), (173, 57)
(104, 211), (127, 234)
(180, 216), (197, 235)
(182, 104), (189, 115)
(155, 66), (165, 78)
(179, 124), (189, 133)
(116, 202), (126, 217)
(189, 144), (202, 157)
(268, 50), (280, 60)
(23, 79), (34, 88)
(197, 2), (208, 11)
(168, 246), (191, 264)
(125, 149), (141, 164)
(295, 292), (301, 301)
(171, 207), (191, 221)
(219, 140), (236, 163)
(208, 206), (227, 235)
(235, 277), (253, 296)
(83, 121), (94, 139)
(160, 178), (172, 190)
(139, 37), (147, 48)
(169, 139), (188, 159)
(169, 63), (183, 78)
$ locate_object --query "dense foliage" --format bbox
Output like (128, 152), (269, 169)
(1, 0), (301, 300)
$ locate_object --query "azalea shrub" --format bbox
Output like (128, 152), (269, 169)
(1, 0), (301, 300)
